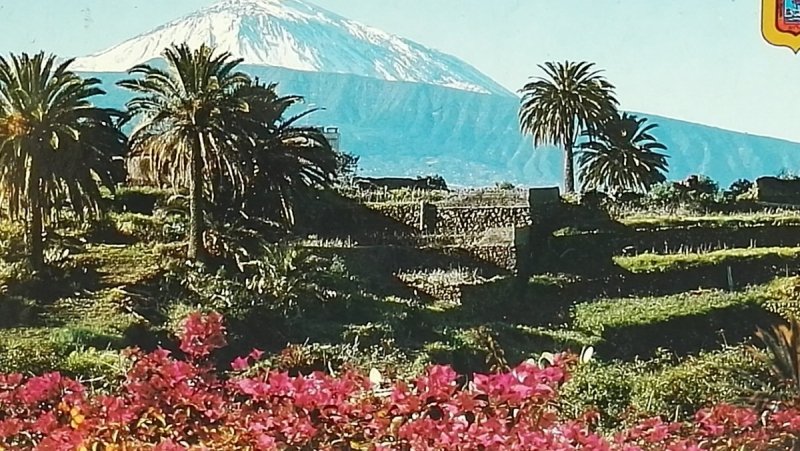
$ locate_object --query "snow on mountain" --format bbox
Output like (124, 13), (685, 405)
(73, 0), (511, 96)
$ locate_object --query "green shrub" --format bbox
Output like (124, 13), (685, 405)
(0, 296), (41, 328)
(242, 246), (355, 317)
(726, 179), (754, 200)
(559, 361), (638, 430)
(0, 221), (24, 260)
(60, 348), (130, 391)
(632, 349), (772, 421)
(0, 332), (69, 374)
(763, 276), (800, 318)
(560, 348), (774, 430)
(644, 175), (720, 210)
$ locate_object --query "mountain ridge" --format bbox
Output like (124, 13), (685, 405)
(73, 0), (511, 96)
(87, 64), (800, 188)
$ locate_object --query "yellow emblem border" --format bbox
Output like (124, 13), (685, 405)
(762, 0), (800, 53)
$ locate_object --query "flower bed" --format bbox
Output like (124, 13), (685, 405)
(0, 312), (798, 450)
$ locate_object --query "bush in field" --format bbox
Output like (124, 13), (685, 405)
(645, 175), (720, 210)
(1, 312), (800, 449)
(726, 179), (754, 200)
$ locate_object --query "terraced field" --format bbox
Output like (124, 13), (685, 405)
(1, 192), (798, 420)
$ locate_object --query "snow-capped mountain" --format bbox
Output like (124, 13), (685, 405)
(73, 0), (510, 96)
(74, 0), (800, 187)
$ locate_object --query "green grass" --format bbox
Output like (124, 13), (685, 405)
(572, 289), (767, 336)
(0, 237), (176, 375)
(529, 273), (580, 287)
(762, 276), (800, 318)
(620, 212), (800, 230)
(560, 347), (773, 430)
(68, 242), (171, 286)
(614, 246), (800, 274)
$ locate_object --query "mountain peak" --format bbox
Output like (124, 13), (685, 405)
(72, 0), (511, 96)
(200, 0), (331, 21)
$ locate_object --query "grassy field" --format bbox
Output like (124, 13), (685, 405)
(619, 212), (800, 230)
(614, 246), (800, 273)
(572, 289), (768, 335)
(0, 192), (796, 426)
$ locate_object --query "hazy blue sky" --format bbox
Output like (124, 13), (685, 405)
(1, 0), (798, 142)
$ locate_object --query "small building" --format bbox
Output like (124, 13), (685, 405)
(320, 126), (340, 152)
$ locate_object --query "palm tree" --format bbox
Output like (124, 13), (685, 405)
(0, 52), (126, 269)
(236, 81), (337, 226)
(119, 44), (252, 261)
(519, 61), (619, 193)
(578, 113), (669, 194)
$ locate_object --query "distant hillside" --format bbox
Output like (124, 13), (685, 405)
(92, 65), (800, 188)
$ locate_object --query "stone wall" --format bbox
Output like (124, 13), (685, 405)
(365, 202), (420, 229)
(458, 245), (517, 272)
(434, 206), (531, 235)
(367, 203), (530, 236)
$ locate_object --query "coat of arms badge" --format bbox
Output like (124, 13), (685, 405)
(763, 0), (800, 52)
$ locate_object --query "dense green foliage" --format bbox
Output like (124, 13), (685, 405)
(561, 348), (772, 430)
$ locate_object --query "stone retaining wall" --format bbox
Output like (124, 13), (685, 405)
(367, 203), (530, 236)
(434, 207), (530, 235)
(365, 202), (420, 229)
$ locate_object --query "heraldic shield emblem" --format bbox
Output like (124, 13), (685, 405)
(763, 0), (800, 52)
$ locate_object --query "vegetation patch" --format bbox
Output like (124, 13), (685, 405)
(560, 347), (773, 430)
(614, 246), (800, 274)
(573, 289), (767, 335)
(620, 212), (800, 230)
(572, 288), (776, 359)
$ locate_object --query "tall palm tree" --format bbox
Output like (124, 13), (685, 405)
(0, 52), (126, 269)
(519, 61), (619, 193)
(236, 81), (337, 226)
(119, 44), (252, 261)
(578, 112), (669, 194)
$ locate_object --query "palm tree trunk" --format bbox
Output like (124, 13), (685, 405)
(188, 135), (205, 261)
(564, 143), (576, 194)
(26, 161), (43, 270)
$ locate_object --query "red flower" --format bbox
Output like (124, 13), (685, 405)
(179, 312), (227, 359)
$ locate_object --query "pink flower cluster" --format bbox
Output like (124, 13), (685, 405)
(0, 313), (797, 450)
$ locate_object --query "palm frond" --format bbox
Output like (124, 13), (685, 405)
(0, 51), (126, 223)
(577, 113), (669, 194)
